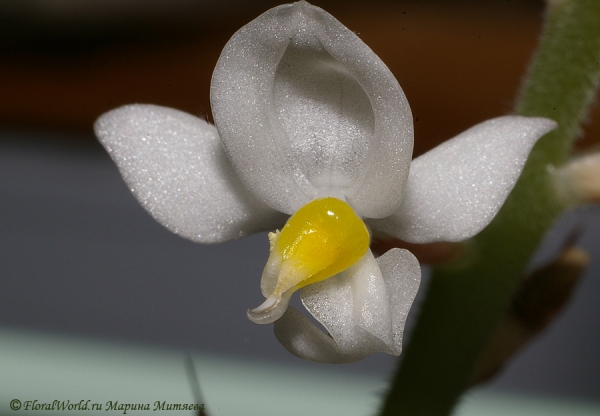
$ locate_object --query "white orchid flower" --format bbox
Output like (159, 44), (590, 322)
(94, 1), (556, 364)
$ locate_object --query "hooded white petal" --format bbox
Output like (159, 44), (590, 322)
(95, 104), (287, 243)
(274, 249), (420, 363)
(211, 1), (413, 218)
(369, 116), (557, 243)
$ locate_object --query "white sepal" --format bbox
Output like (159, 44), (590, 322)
(95, 104), (286, 243)
(211, 1), (413, 218)
(369, 116), (557, 243)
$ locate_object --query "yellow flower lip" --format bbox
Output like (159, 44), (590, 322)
(248, 197), (370, 324)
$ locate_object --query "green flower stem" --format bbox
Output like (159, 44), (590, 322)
(379, 1), (600, 415)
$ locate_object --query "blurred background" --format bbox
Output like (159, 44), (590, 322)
(1, 0), (600, 410)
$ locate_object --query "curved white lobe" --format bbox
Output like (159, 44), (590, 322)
(274, 249), (420, 363)
(211, 1), (413, 218)
(95, 104), (286, 243)
(369, 116), (557, 243)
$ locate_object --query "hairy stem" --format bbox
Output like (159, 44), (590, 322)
(379, 1), (600, 415)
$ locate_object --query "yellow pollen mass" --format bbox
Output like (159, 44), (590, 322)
(248, 197), (370, 323)
(271, 197), (370, 295)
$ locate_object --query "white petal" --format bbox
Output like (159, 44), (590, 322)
(94, 104), (286, 243)
(211, 1), (413, 218)
(369, 116), (557, 243)
(274, 249), (420, 363)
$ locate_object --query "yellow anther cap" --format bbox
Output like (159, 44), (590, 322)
(248, 197), (370, 324)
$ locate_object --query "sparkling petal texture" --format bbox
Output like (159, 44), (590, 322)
(368, 116), (557, 243)
(95, 104), (286, 243)
(274, 249), (420, 363)
(93, 1), (558, 365)
(211, 1), (413, 218)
